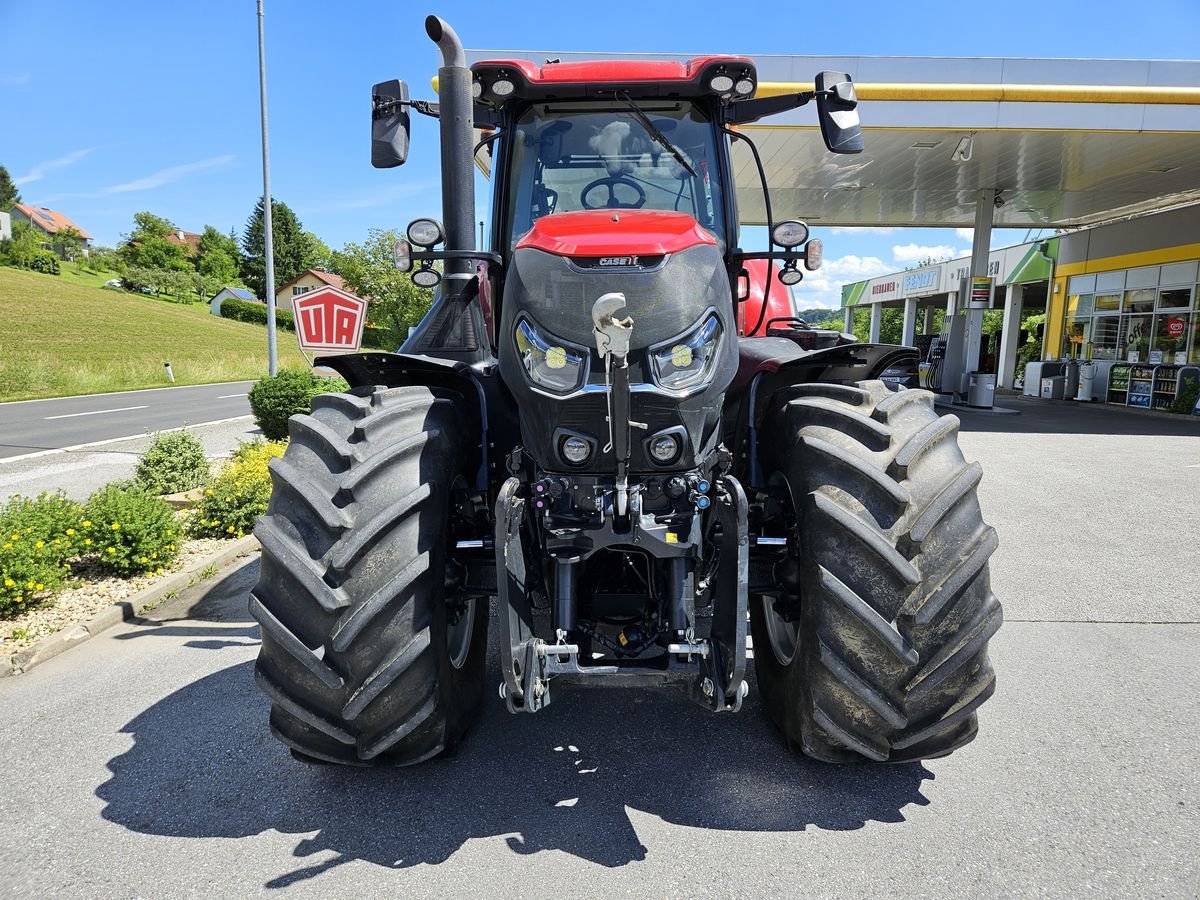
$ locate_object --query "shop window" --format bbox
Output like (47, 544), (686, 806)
(1191, 315), (1200, 364)
(1123, 288), (1155, 313)
(1121, 314), (1153, 361)
(1062, 317), (1091, 358)
(1094, 292), (1121, 312)
(1157, 287), (1191, 310)
(1152, 313), (1190, 364)
(1091, 316), (1122, 360)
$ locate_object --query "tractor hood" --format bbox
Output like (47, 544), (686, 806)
(514, 210), (718, 260)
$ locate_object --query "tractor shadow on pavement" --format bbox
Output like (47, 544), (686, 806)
(97, 606), (934, 882)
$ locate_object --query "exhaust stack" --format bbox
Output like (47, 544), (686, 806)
(425, 15), (475, 294)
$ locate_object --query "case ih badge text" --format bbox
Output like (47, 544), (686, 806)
(599, 256), (638, 267)
(293, 286), (368, 353)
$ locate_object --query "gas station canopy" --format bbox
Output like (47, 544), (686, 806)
(467, 50), (1200, 230)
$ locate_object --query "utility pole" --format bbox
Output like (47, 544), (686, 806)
(257, 0), (278, 376)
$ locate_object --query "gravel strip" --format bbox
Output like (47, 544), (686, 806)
(1, 536), (231, 656)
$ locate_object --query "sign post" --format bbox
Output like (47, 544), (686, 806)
(292, 286), (368, 363)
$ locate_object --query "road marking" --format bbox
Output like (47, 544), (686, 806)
(0, 380), (256, 407)
(217, 394), (247, 399)
(45, 405), (148, 420)
(0, 415), (255, 464)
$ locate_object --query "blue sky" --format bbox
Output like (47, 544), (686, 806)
(3, 0), (1197, 307)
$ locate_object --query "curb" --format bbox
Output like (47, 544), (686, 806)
(2, 534), (260, 678)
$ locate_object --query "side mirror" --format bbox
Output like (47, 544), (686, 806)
(372, 79), (410, 168)
(814, 72), (863, 155)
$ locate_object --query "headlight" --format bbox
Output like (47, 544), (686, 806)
(514, 317), (587, 394)
(650, 314), (722, 393)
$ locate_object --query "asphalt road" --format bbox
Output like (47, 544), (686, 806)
(0, 381), (256, 460)
(1, 396), (1198, 898)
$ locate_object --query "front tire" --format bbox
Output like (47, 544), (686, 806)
(752, 381), (1001, 763)
(250, 385), (488, 766)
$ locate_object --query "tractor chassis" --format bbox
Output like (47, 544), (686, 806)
(495, 473), (749, 714)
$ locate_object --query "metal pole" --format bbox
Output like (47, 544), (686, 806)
(257, 0), (278, 376)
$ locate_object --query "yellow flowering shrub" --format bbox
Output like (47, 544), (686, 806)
(189, 439), (287, 539)
(0, 492), (85, 618)
(82, 484), (179, 575)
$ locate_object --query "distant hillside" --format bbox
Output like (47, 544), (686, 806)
(0, 267), (309, 401)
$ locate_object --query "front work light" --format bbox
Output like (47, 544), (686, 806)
(649, 434), (680, 464)
(650, 314), (722, 393)
(709, 75), (734, 93)
(561, 435), (591, 465)
(515, 317), (587, 394)
(771, 220), (809, 247)
(779, 266), (803, 286)
(412, 267), (442, 288)
(407, 218), (445, 247)
(492, 79), (515, 97)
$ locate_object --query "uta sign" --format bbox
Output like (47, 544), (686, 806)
(292, 286), (368, 354)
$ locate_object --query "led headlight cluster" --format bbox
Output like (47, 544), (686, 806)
(650, 314), (723, 393)
(514, 317), (587, 394)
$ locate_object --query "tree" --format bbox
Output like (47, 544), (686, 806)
(195, 225), (242, 284)
(0, 165), (20, 211)
(240, 196), (315, 300)
(51, 225), (84, 262)
(302, 231), (336, 273)
(336, 228), (435, 344)
(119, 211), (189, 271)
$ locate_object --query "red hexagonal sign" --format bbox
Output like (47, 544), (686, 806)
(293, 286), (368, 353)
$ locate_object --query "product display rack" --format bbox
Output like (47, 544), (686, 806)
(1105, 363), (1188, 409)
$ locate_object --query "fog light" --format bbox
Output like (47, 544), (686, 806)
(561, 436), (591, 465)
(492, 79), (515, 97)
(649, 434), (679, 463)
(709, 74), (734, 93)
(412, 267), (441, 288)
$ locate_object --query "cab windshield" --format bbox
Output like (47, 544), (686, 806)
(503, 100), (727, 251)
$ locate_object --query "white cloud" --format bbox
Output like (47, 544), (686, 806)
(792, 254), (893, 309)
(955, 228), (974, 242)
(13, 148), (94, 186)
(103, 155), (235, 194)
(830, 226), (897, 236)
(1, 73), (31, 87)
(892, 243), (964, 265)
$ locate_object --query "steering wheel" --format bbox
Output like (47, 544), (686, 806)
(580, 176), (647, 210)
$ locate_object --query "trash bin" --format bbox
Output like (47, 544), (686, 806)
(1040, 376), (1065, 400)
(1064, 359), (1080, 400)
(1076, 361), (1097, 402)
(967, 372), (996, 409)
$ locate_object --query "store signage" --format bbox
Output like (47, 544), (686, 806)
(903, 269), (940, 295)
(1149, 350), (1164, 364)
(970, 276), (993, 309)
(1166, 317), (1186, 339)
(950, 259), (1002, 284)
(869, 279), (901, 302)
(293, 286), (368, 353)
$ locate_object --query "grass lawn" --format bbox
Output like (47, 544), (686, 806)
(0, 266), (311, 401)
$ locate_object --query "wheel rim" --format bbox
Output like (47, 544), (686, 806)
(447, 595), (476, 670)
(761, 594), (798, 666)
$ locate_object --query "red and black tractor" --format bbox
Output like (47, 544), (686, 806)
(249, 15), (1001, 766)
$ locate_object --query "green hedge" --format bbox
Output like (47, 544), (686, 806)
(219, 297), (295, 331)
(248, 368), (349, 440)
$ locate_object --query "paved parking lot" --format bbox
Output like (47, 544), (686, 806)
(1, 395), (1197, 898)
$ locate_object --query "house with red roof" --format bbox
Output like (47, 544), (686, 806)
(10, 204), (92, 256)
(276, 269), (360, 312)
(164, 228), (203, 255)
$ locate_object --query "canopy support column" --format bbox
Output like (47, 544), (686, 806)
(998, 282), (1024, 389)
(869, 303), (882, 343)
(902, 297), (918, 347)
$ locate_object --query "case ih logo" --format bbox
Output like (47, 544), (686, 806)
(293, 286), (368, 353)
(599, 256), (638, 267)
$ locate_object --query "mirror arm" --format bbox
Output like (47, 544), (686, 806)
(725, 91), (815, 125)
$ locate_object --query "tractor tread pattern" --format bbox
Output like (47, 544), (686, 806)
(250, 385), (486, 766)
(754, 382), (1001, 764)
